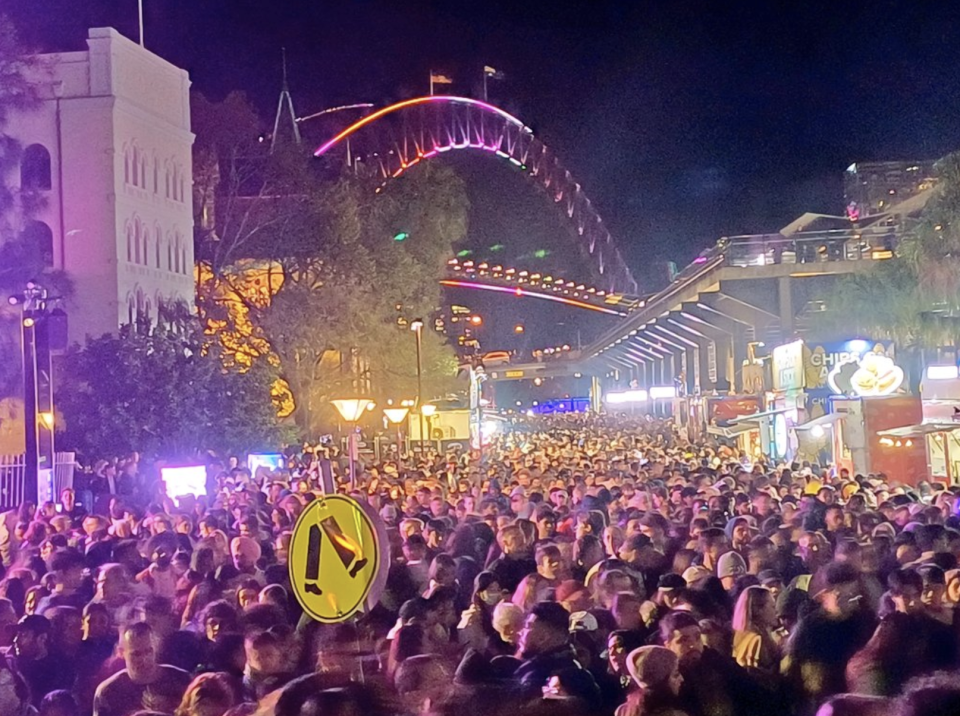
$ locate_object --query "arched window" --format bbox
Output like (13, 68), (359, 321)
(126, 223), (133, 262)
(21, 144), (52, 191)
(165, 164), (171, 198)
(141, 226), (149, 266)
(131, 147), (139, 187)
(173, 234), (180, 274)
(127, 296), (135, 325)
(140, 155), (147, 189)
(179, 169), (186, 203)
(153, 158), (159, 194)
(124, 148), (131, 184)
(134, 221), (142, 264)
(155, 226), (162, 268)
(21, 220), (54, 267)
(167, 237), (173, 271)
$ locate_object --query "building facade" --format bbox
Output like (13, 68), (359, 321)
(3, 27), (195, 343)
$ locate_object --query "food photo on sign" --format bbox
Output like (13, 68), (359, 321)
(827, 350), (905, 397)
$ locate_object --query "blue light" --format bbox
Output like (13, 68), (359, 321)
(846, 339), (871, 353)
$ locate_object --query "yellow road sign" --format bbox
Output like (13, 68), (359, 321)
(288, 494), (381, 623)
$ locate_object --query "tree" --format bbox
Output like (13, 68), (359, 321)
(815, 152), (960, 386)
(194, 93), (468, 436)
(55, 317), (294, 461)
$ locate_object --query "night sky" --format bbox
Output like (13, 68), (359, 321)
(8, 0), (960, 345)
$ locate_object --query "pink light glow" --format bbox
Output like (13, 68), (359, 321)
(440, 279), (625, 316)
(314, 96), (531, 157)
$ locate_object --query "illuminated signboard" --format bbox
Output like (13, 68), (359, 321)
(827, 351), (904, 397)
(772, 340), (804, 391)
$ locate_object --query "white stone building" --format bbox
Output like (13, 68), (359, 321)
(3, 27), (195, 343)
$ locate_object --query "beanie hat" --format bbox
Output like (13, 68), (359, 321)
(717, 551), (747, 580)
(626, 645), (678, 689)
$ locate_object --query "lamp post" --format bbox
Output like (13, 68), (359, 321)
(9, 281), (66, 506)
(331, 398), (373, 491)
(410, 319), (425, 453)
(383, 407), (410, 456)
(421, 403), (437, 452)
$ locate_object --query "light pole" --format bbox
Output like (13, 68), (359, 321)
(421, 403), (438, 452)
(383, 407), (410, 456)
(331, 398), (373, 491)
(9, 281), (66, 506)
(410, 319), (425, 454)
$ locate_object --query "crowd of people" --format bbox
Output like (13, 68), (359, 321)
(2, 414), (960, 716)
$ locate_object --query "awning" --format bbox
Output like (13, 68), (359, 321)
(793, 413), (845, 431)
(728, 407), (793, 425)
(877, 422), (960, 438)
(707, 423), (758, 439)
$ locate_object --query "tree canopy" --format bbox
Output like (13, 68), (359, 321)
(194, 92), (468, 436)
(56, 317), (293, 461)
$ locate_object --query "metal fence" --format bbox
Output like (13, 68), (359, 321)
(0, 452), (76, 510)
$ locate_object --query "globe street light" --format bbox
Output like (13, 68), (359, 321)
(410, 319), (425, 452)
(331, 398), (374, 491)
(383, 406), (410, 456)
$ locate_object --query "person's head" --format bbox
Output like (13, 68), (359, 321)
(824, 505), (845, 532)
(659, 611), (703, 666)
(920, 566), (947, 609)
(888, 568), (924, 615)
(120, 621), (158, 683)
(39, 689), (80, 716)
(627, 645), (683, 696)
(897, 672), (960, 716)
(245, 630), (284, 676)
(536, 543), (563, 581)
(500, 525), (524, 556)
(83, 602), (111, 641)
(230, 536), (261, 573)
(517, 601), (570, 659)
(96, 563), (130, 602)
(13, 614), (50, 660)
(175, 672), (238, 716)
(59, 489), (76, 511)
(47, 606), (82, 650)
(473, 571), (504, 608)
(732, 586), (777, 632)
(611, 591), (643, 631)
(717, 551), (747, 591)
(817, 561), (863, 618)
(200, 601), (238, 643)
(492, 601), (524, 645)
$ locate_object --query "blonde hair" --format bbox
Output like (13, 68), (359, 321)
(732, 585), (771, 632)
(174, 672), (237, 716)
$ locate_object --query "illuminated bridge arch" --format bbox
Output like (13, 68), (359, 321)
(315, 96), (638, 295)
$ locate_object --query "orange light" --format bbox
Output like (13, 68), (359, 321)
(514, 325), (524, 333)
(469, 315), (482, 325)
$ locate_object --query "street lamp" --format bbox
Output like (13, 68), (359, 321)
(331, 398), (374, 491)
(410, 318), (425, 453)
(383, 406), (410, 455)
(421, 403), (438, 451)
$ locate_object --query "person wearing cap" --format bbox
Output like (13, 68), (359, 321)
(717, 551), (747, 592)
(784, 561), (876, 712)
(616, 645), (686, 716)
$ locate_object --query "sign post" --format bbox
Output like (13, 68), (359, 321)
(288, 494), (387, 623)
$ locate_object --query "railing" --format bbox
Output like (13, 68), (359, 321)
(0, 452), (76, 510)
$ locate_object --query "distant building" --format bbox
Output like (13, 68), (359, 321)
(3, 27), (195, 343)
(843, 160), (936, 220)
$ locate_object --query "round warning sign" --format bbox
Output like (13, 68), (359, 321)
(288, 494), (383, 623)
